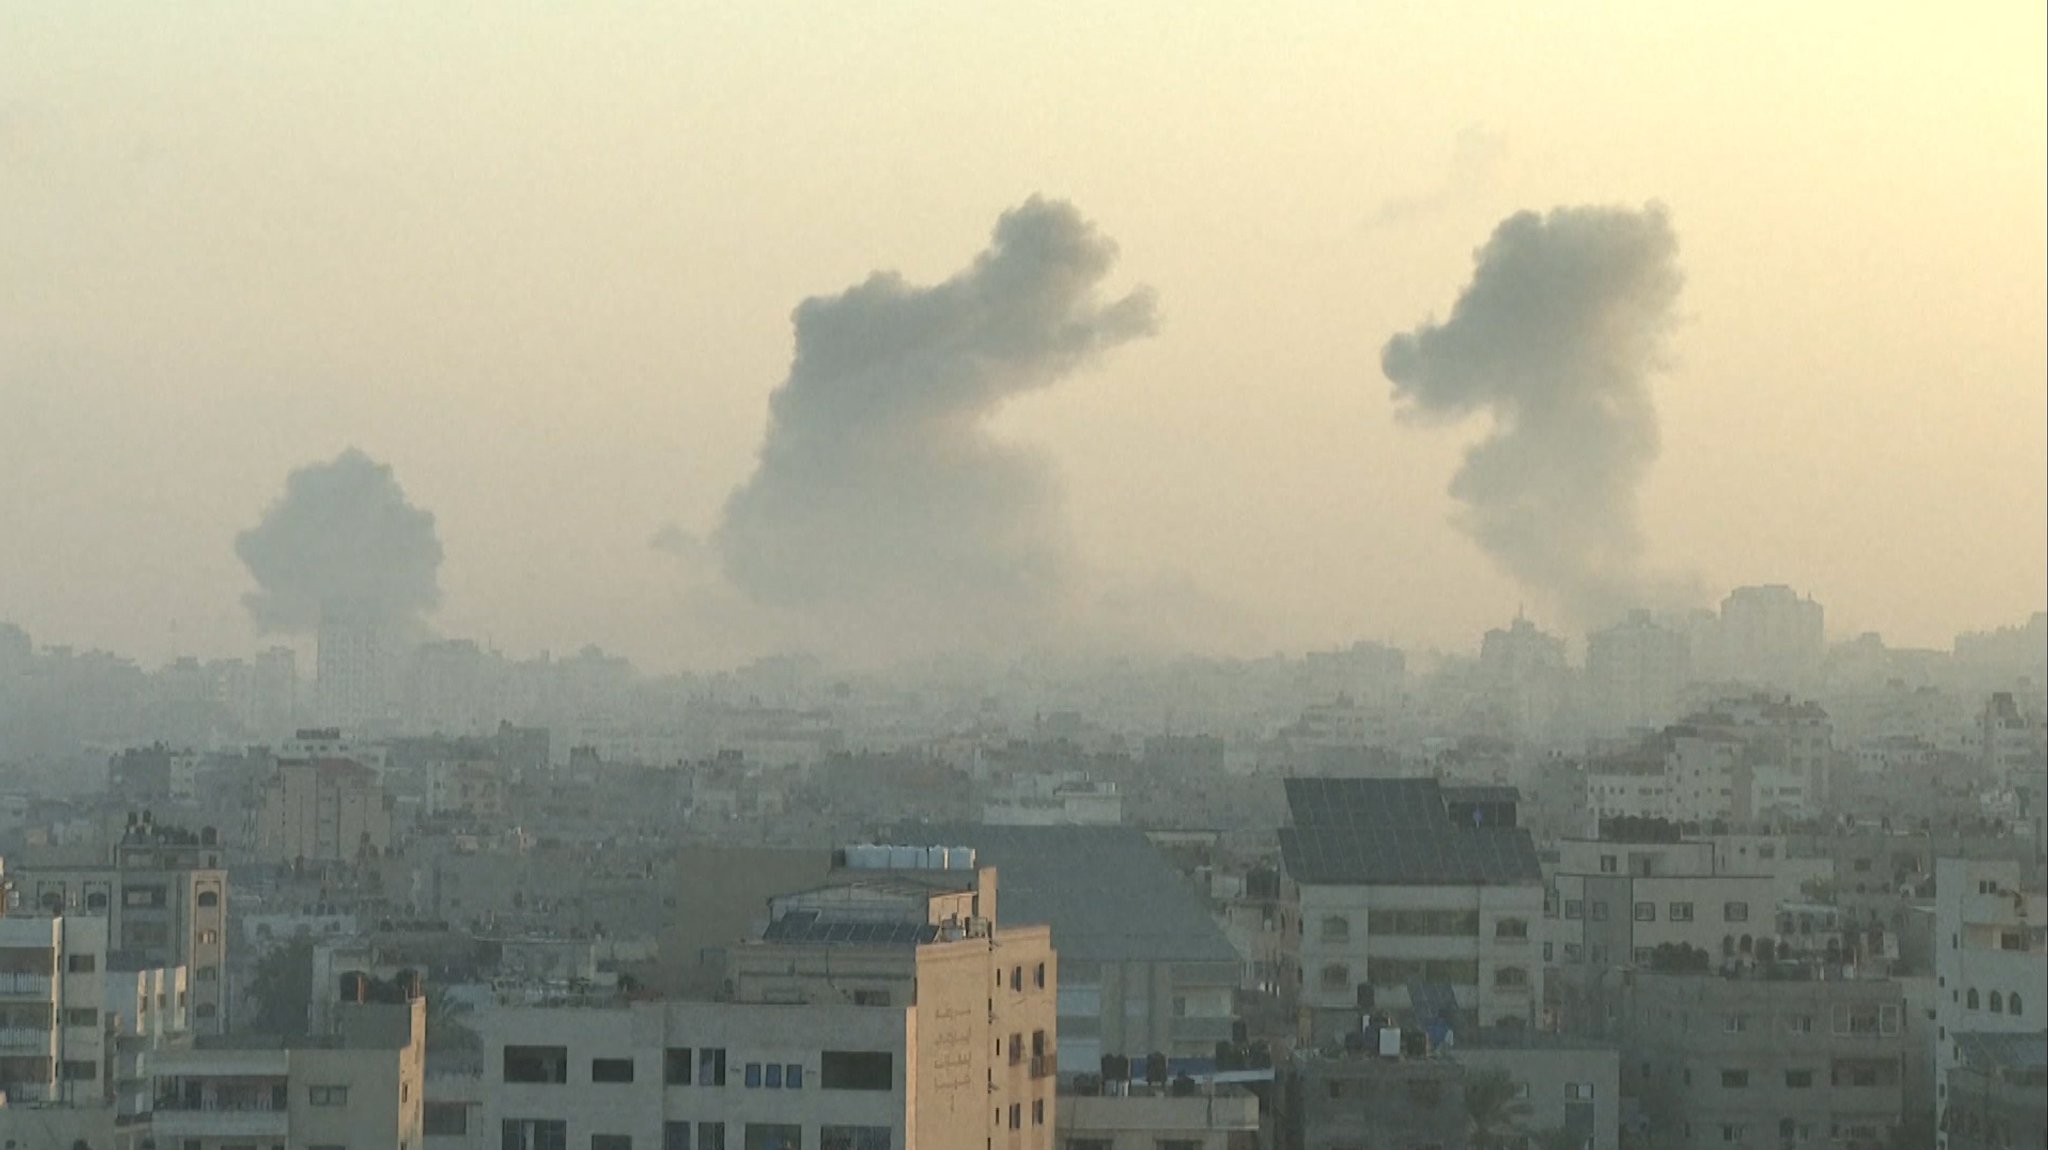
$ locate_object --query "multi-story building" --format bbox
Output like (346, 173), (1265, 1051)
(1941, 1032), (2046, 1150)
(1932, 859), (2046, 1150)
(1609, 970), (1906, 1150)
(1716, 585), (1824, 689)
(471, 850), (1056, 1150)
(1586, 611), (1691, 736)
(151, 986), (425, 1150)
(256, 754), (395, 867)
(1546, 838), (1779, 972)
(1291, 1044), (1470, 1150)
(12, 819), (229, 1032)
(1282, 779), (1545, 1039)
(1054, 1082), (1260, 1150)
(1479, 617), (1569, 741)
(1452, 1030), (1620, 1150)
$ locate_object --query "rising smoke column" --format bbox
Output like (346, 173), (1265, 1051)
(1381, 203), (1684, 625)
(235, 448), (443, 633)
(714, 196), (1157, 656)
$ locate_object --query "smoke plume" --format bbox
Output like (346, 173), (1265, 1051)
(235, 448), (443, 633)
(713, 196), (1156, 658)
(1381, 203), (1684, 625)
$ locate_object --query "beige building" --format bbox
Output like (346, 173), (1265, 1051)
(151, 991), (426, 1150)
(468, 851), (1057, 1150)
(1053, 1083), (1260, 1150)
(1546, 838), (1783, 971)
(257, 755), (396, 867)
(13, 819), (230, 1031)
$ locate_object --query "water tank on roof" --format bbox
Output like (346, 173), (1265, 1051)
(847, 844), (881, 869)
(925, 846), (948, 870)
(948, 846), (976, 871)
(889, 845), (920, 869)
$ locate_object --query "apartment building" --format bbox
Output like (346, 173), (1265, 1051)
(1932, 858), (2046, 1150)
(1586, 611), (1690, 736)
(471, 850), (1057, 1150)
(12, 818), (229, 1032)
(1940, 1032), (2046, 1150)
(151, 990), (426, 1150)
(1053, 1083), (1260, 1150)
(1546, 838), (1780, 971)
(256, 754), (396, 866)
(1452, 1030), (1620, 1150)
(0, 909), (188, 1150)
(1614, 971), (1906, 1150)
(1282, 779), (1545, 1040)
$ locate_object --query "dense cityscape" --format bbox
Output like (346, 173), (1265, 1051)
(0, 595), (2039, 1149)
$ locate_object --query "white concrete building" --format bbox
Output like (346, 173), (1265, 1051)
(1932, 858), (2046, 1150)
(1283, 779), (1545, 1038)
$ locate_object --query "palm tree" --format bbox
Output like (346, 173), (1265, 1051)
(1465, 1066), (1535, 1149)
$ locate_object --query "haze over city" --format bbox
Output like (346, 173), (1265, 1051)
(5, 4), (2043, 672)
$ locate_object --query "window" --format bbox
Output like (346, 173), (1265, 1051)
(667, 1124), (693, 1150)
(1785, 1069), (1814, 1088)
(699, 1048), (727, 1086)
(1590, 901), (1609, 922)
(504, 1046), (569, 1084)
(593, 1058), (636, 1084)
(309, 1085), (350, 1105)
(1010, 1104), (1022, 1130)
(745, 1062), (763, 1088)
(1563, 944), (1583, 962)
(1319, 963), (1349, 991)
(123, 885), (167, 908)
(1634, 902), (1656, 923)
(1600, 854), (1618, 873)
(66, 955), (96, 974)
(507, 1113), (573, 1137)
(1784, 1014), (1814, 1034)
(60, 1060), (96, 1080)
(1034, 962), (1047, 988)
(666, 1047), (693, 1085)
(786, 1063), (803, 1089)
(1564, 900), (1584, 920)
(1565, 1082), (1595, 1100)
(2013, 993), (2024, 1017)
(1494, 966), (1528, 988)
(197, 890), (220, 908)
(1990, 991), (2005, 1014)
(700, 1123), (727, 1150)
(1966, 988), (1980, 1010)
(745, 1126), (801, 1150)
(821, 1128), (890, 1150)
(1723, 1014), (1748, 1034)
(64, 1008), (98, 1027)
(1720, 1070), (1748, 1088)
(1669, 902), (1694, 922)
(426, 1102), (470, 1135)
(821, 1050), (893, 1091)
(1011, 966), (1023, 991)
(1321, 915), (1350, 942)
(1721, 1126), (1746, 1143)
(1033, 1100), (1045, 1126)
(1723, 902), (1749, 923)
(196, 966), (218, 982)
(593, 1138), (633, 1150)
(1494, 918), (1529, 940)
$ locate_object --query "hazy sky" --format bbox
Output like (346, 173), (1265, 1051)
(4, 4), (2043, 670)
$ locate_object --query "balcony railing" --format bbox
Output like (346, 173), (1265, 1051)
(0, 975), (52, 997)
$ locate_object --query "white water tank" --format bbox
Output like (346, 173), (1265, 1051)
(889, 844), (921, 869)
(925, 846), (949, 870)
(948, 846), (976, 870)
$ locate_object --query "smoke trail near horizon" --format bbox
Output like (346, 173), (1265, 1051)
(235, 448), (443, 633)
(1382, 203), (1686, 625)
(712, 196), (1157, 658)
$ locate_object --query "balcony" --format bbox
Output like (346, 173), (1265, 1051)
(152, 1107), (291, 1140)
(0, 1028), (51, 1052)
(0, 975), (52, 999)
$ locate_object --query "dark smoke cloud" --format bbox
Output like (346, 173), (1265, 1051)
(235, 448), (442, 633)
(1381, 203), (1685, 625)
(713, 196), (1156, 658)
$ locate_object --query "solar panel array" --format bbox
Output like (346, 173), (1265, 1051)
(760, 910), (939, 947)
(1280, 777), (1542, 886)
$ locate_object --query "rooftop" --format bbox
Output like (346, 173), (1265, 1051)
(1280, 778), (1541, 886)
(891, 824), (1239, 964)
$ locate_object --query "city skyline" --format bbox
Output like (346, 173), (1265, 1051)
(4, 5), (2043, 670)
